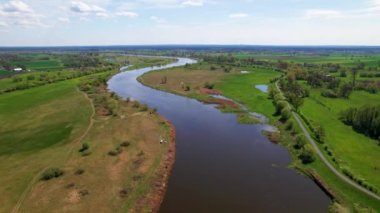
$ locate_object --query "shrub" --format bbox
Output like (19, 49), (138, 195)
(315, 126), (325, 143)
(120, 141), (130, 147)
(285, 120), (294, 131)
(108, 146), (123, 156)
(75, 169), (85, 175)
(294, 134), (306, 149)
(204, 82), (215, 89)
(140, 104), (148, 112)
(79, 143), (89, 153)
(41, 168), (64, 181)
(280, 108), (291, 121)
(321, 89), (338, 98)
(132, 101), (140, 108)
(299, 149), (315, 164)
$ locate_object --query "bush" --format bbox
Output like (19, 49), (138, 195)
(79, 143), (89, 152)
(108, 146), (123, 156)
(280, 108), (291, 121)
(321, 89), (338, 98)
(40, 168), (64, 181)
(204, 82), (215, 89)
(120, 141), (130, 147)
(285, 120), (294, 131)
(75, 169), (85, 175)
(299, 149), (315, 164)
(294, 134), (306, 149)
(275, 101), (288, 115)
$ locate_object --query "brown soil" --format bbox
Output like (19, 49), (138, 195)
(199, 88), (222, 95)
(147, 117), (177, 213)
(204, 97), (240, 110)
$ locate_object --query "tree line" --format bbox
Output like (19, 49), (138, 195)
(340, 105), (380, 140)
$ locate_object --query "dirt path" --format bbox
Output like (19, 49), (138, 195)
(275, 81), (380, 202)
(11, 90), (96, 213)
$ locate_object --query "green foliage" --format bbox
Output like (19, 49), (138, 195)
(314, 126), (326, 143)
(40, 168), (64, 181)
(280, 108), (291, 121)
(339, 83), (353, 99)
(204, 82), (215, 89)
(294, 134), (306, 149)
(340, 105), (380, 139)
(299, 149), (315, 164)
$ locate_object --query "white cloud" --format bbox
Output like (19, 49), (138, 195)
(0, 21), (8, 27)
(70, 1), (108, 17)
(304, 9), (344, 19)
(134, 0), (205, 8)
(151, 16), (166, 23)
(0, 0), (45, 27)
(368, 0), (380, 11)
(182, 0), (204, 7)
(116, 11), (138, 17)
(58, 17), (70, 23)
(229, 13), (249, 19)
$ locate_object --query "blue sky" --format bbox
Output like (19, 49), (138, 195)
(0, 0), (379, 46)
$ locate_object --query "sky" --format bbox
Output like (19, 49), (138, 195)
(0, 0), (380, 46)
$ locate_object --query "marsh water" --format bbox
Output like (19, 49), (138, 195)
(107, 58), (330, 213)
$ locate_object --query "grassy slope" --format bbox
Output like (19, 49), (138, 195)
(0, 56), (174, 212)
(0, 80), (92, 212)
(18, 101), (171, 213)
(300, 86), (380, 193)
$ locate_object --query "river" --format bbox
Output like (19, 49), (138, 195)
(107, 57), (330, 213)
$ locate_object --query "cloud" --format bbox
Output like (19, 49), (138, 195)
(116, 11), (138, 17)
(368, 0), (380, 11)
(134, 0), (205, 8)
(182, 0), (204, 7)
(0, 21), (8, 27)
(151, 16), (166, 23)
(58, 17), (70, 23)
(0, 0), (45, 27)
(70, 1), (108, 17)
(304, 9), (344, 19)
(229, 13), (249, 19)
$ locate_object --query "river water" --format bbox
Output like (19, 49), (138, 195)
(107, 58), (330, 213)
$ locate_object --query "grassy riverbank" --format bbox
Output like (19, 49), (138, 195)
(0, 56), (176, 212)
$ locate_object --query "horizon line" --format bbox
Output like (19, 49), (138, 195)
(1, 44), (380, 48)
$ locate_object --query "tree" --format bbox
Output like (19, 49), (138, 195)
(299, 149), (315, 164)
(315, 126), (325, 143)
(339, 83), (353, 99)
(287, 93), (304, 112)
(294, 134), (306, 149)
(280, 108), (291, 121)
(351, 68), (358, 88)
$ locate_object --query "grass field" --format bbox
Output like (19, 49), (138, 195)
(235, 52), (380, 68)
(215, 67), (280, 118)
(0, 80), (92, 212)
(299, 84), (380, 193)
(0, 56), (175, 212)
(0, 70), (12, 76)
(11, 60), (64, 71)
